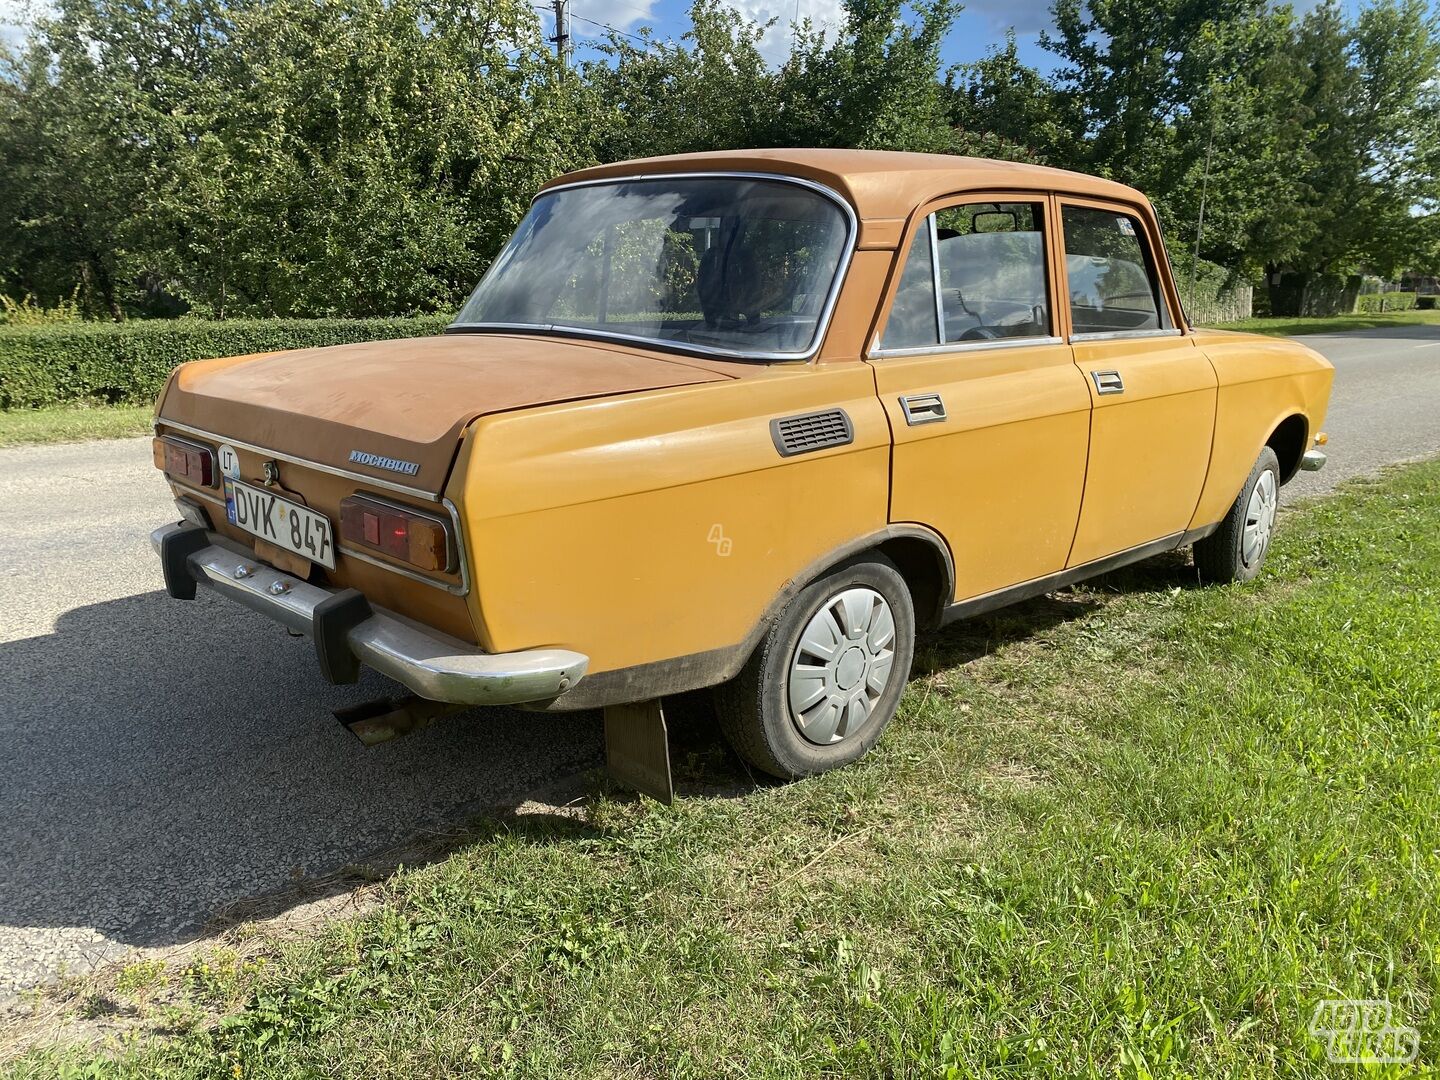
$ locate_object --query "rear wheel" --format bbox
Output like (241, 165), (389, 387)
(1195, 446), (1281, 584)
(715, 555), (915, 780)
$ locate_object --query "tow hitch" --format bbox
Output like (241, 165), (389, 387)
(334, 695), (466, 747)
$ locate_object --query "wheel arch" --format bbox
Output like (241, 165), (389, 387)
(1266, 413), (1309, 484)
(763, 523), (955, 636)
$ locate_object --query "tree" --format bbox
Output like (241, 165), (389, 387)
(772, 0), (961, 152)
(0, 0), (596, 317)
(1259, 0), (1440, 312)
(581, 0), (777, 161)
(948, 32), (1066, 163)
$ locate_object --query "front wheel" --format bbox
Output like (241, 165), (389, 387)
(715, 555), (915, 780)
(1194, 446), (1281, 584)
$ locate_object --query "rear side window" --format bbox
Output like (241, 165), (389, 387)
(933, 202), (1050, 342)
(878, 200), (1052, 352)
(1061, 207), (1164, 335)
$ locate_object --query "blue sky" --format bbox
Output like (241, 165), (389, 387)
(1, 0), (1369, 73)
(550, 0), (1062, 67)
(551, 0), (1366, 71)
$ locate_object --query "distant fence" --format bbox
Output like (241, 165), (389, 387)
(1185, 282), (1254, 324)
(1175, 256), (1254, 324)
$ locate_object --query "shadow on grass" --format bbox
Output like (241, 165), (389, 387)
(659, 549), (1204, 798)
(0, 548), (1203, 972)
(916, 548), (1199, 675)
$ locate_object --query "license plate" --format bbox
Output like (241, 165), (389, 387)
(224, 478), (336, 569)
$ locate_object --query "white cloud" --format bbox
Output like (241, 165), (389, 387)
(726, 0), (845, 62)
(956, 0), (1053, 36)
(571, 0), (660, 30)
(0, 0), (50, 53)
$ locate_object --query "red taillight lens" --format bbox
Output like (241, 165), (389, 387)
(154, 436), (215, 487)
(340, 496), (453, 573)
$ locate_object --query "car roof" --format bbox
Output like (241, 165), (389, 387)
(540, 148), (1150, 221)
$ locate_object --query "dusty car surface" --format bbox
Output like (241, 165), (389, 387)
(151, 149), (1333, 796)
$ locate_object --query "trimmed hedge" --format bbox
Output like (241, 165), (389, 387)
(1355, 291), (1418, 314)
(0, 316), (448, 410)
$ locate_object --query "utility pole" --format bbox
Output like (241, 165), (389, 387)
(1191, 126), (1213, 310)
(551, 0), (569, 66)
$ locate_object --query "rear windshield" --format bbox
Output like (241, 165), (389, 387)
(450, 177), (852, 359)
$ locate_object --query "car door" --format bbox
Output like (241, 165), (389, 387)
(867, 194), (1093, 602)
(1057, 200), (1218, 567)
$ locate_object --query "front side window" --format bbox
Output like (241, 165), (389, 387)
(877, 200), (1052, 352)
(1061, 206), (1164, 335)
(452, 177), (851, 359)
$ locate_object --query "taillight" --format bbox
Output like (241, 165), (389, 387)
(339, 495), (453, 573)
(154, 436), (215, 487)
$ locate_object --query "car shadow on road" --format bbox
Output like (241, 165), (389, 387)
(0, 588), (604, 959)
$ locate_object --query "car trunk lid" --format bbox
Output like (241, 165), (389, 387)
(158, 332), (736, 494)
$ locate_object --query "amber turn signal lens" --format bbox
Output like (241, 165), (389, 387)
(1314, 432), (1328, 446)
(155, 436), (215, 487)
(339, 495), (453, 573)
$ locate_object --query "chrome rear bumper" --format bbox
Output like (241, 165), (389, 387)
(151, 523), (588, 706)
(1301, 449), (1327, 471)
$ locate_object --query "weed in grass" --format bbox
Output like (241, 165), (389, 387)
(113, 962), (167, 1003)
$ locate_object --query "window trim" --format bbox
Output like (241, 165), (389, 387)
(445, 171), (860, 364)
(1056, 197), (1180, 341)
(872, 334), (1066, 359)
(927, 213), (945, 346)
(870, 191), (1061, 360)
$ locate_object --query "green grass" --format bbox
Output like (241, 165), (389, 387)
(7, 462), (1440, 1077)
(0, 405), (152, 447)
(1206, 309), (1440, 337)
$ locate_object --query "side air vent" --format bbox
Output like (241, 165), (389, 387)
(770, 409), (854, 458)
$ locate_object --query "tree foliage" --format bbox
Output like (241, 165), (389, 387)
(0, 0), (1436, 319)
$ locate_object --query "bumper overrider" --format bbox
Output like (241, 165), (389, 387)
(151, 523), (588, 706)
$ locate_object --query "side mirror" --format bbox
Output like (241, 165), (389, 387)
(973, 211), (1018, 233)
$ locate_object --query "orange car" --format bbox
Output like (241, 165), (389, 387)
(151, 149), (1332, 798)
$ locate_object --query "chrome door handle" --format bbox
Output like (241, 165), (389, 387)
(899, 392), (947, 426)
(1091, 370), (1125, 395)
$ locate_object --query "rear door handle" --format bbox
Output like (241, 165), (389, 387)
(1091, 370), (1125, 395)
(899, 392), (948, 426)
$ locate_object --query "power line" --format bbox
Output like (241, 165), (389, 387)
(569, 12), (649, 45)
(533, 4), (650, 49)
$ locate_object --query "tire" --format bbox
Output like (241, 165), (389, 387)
(714, 555), (916, 780)
(1194, 446), (1281, 585)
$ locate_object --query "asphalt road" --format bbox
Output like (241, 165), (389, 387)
(1282, 323), (1440, 500)
(1, 323), (1436, 998)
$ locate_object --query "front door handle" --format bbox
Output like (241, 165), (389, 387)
(1091, 370), (1125, 395)
(899, 392), (948, 426)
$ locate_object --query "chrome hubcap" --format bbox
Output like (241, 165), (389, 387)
(787, 587), (896, 745)
(1243, 469), (1278, 567)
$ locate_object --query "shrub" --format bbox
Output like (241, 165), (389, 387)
(0, 291), (85, 326)
(0, 316), (449, 410)
(1354, 291), (1418, 313)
